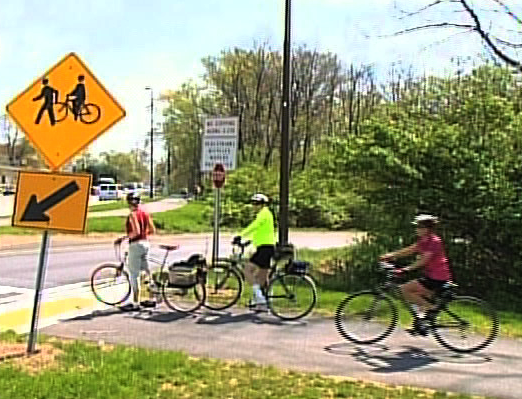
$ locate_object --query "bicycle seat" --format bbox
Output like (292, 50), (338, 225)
(442, 281), (458, 290)
(159, 244), (179, 251)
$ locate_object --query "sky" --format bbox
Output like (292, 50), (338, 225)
(1, 0), (520, 161)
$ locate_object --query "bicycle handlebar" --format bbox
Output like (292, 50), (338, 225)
(378, 261), (397, 270)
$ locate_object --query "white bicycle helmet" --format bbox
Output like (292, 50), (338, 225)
(250, 193), (269, 204)
(412, 214), (439, 226)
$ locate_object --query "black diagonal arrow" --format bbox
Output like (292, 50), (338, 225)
(21, 181), (80, 222)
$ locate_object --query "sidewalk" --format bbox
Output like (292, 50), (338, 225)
(42, 306), (522, 399)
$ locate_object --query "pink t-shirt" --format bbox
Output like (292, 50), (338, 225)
(416, 234), (452, 281)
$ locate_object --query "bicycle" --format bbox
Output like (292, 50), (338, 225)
(90, 241), (207, 313)
(334, 261), (499, 354)
(55, 95), (101, 124)
(205, 239), (317, 321)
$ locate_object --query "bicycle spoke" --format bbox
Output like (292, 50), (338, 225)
(335, 291), (398, 344)
(432, 296), (499, 353)
(267, 274), (316, 320)
(162, 282), (206, 313)
(91, 264), (131, 306)
(205, 263), (243, 311)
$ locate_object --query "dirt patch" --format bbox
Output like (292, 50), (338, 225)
(0, 342), (62, 374)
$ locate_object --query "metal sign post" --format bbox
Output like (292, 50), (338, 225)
(27, 230), (50, 354)
(212, 187), (221, 266)
(212, 164), (226, 266)
(4, 52), (125, 357)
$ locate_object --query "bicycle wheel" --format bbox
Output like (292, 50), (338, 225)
(431, 296), (499, 353)
(335, 290), (398, 344)
(54, 102), (68, 122)
(162, 282), (206, 313)
(205, 263), (243, 311)
(80, 103), (101, 124)
(267, 274), (317, 321)
(90, 263), (131, 306)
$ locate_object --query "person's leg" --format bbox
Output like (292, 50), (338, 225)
(48, 105), (56, 126)
(250, 246), (273, 305)
(244, 262), (257, 285)
(401, 279), (434, 313)
(35, 107), (44, 124)
(254, 267), (270, 290)
(138, 242), (156, 304)
(127, 243), (142, 306)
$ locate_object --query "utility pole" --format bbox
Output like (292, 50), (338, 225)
(145, 87), (154, 198)
(279, 0), (292, 246)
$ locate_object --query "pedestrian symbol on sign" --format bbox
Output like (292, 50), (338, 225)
(33, 78), (59, 126)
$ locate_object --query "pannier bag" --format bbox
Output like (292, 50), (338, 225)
(285, 260), (310, 275)
(168, 262), (198, 287)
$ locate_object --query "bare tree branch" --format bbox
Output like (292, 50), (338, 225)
(393, 0), (446, 20)
(385, 22), (474, 37)
(492, 35), (522, 49)
(459, 0), (522, 71)
(490, 0), (522, 25)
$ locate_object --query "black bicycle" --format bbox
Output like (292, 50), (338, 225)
(55, 95), (101, 124)
(205, 239), (317, 321)
(334, 261), (499, 353)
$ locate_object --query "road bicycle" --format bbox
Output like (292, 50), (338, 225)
(204, 239), (317, 321)
(55, 95), (101, 124)
(90, 241), (207, 313)
(334, 261), (499, 353)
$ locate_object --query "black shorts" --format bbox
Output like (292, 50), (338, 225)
(250, 245), (275, 269)
(418, 277), (447, 292)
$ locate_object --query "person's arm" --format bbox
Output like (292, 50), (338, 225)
(381, 243), (418, 260)
(240, 212), (263, 238)
(404, 252), (432, 272)
(32, 91), (43, 101)
(147, 215), (156, 235)
(127, 212), (141, 240)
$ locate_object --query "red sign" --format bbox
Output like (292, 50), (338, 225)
(213, 163), (226, 189)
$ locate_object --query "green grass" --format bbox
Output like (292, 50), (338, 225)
(295, 246), (522, 339)
(0, 226), (38, 235)
(89, 196), (165, 212)
(0, 332), (490, 399)
(85, 202), (213, 234)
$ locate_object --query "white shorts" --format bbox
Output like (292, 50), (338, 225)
(128, 240), (150, 280)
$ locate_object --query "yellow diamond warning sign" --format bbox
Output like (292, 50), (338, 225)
(6, 52), (125, 170)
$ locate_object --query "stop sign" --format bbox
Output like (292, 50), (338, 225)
(212, 163), (226, 188)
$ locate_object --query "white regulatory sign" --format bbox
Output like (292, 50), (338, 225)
(201, 117), (238, 171)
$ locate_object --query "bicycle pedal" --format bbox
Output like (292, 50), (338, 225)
(140, 300), (157, 308)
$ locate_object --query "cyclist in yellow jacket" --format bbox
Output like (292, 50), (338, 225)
(234, 193), (275, 307)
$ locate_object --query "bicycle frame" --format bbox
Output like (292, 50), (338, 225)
(114, 242), (173, 285)
(376, 262), (462, 326)
(229, 240), (313, 300)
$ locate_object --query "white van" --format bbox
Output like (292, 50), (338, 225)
(99, 184), (121, 201)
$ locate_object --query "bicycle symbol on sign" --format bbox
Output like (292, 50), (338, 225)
(33, 75), (101, 126)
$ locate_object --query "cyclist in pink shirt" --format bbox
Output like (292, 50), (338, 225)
(381, 214), (452, 317)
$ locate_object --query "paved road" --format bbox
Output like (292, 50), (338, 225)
(43, 308), (521, 399)
(0, 232), (359, 289)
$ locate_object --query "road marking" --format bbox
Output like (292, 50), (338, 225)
(0, 296), (97, 331)
(0, 244), (111, 257)
(0, 285), (33, 295)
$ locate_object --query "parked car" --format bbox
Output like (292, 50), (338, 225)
(98, 184), (121, 201)
(3, 186), (15, 196)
